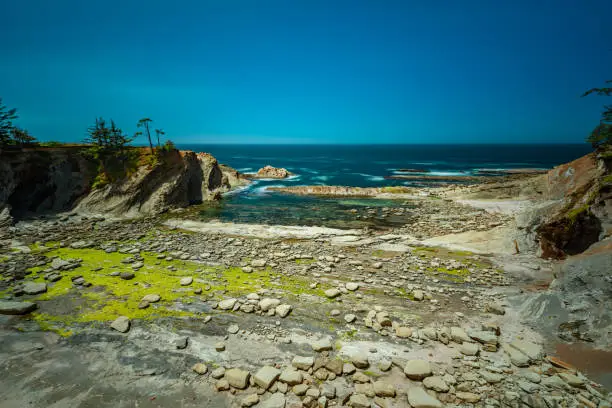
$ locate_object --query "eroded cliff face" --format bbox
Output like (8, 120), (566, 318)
(76, 150), (208, 216)
(0, 147), (244, 225)
(0, 147), (96, 227)
(536, 152), (611, 259)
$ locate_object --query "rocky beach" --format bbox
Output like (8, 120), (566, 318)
(0, 146), (611, 408)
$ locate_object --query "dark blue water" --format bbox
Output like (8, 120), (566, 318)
(175, 144), (592, 227)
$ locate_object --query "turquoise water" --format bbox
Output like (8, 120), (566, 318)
(177, 144), (591, 228)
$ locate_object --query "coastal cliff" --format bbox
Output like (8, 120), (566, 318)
(0, 147), (246, 225)
(536, 151), (611, 259)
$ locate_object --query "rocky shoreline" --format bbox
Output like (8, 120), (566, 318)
(0, 149), (611, 407)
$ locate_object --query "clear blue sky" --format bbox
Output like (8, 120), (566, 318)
(1, 0), (611, 144)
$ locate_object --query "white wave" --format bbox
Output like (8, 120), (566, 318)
(312, 175), (331, 181)
(354, 173), (384, 182)
(428, 171), (470, 176)
(474, 167), (547, 172)
(223, 184), (253, 196)
(391, 170), (428, 175)
(236, 167), (253, 172)
(299, 167), (320, 174)
(253, 185), (284, 195)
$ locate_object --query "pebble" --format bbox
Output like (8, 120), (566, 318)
(174, 336), (188, 349)
(179, 277), (193, 286)
(324, 288), (341, 298)
(110, 316), (130, 333)
(192, 363), (208, 375)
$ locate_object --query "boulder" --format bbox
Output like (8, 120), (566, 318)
(225, 368), (250, 389)
(396, 326), (413, 338)
(423, 376), (449, 392)
(292, 356), (314, 370)
(279, 369), (303, 385)
(324, 288), (341, 298)
(259, 298), (281, 312)
(348, 394), (370, 408)
(23, 282), (47, 295)
(312, 339), (332, 352)
(0, 300), (37, 315)
(407, 387), (443, 408)
(218, 298), (237, 310)
(110, 316), (130, 333)
(179, 277), (193, 286)
(254, 365), (281, 390)
(404, 360), (432, 380)
(276, 304), (292, 317)
(241, 394), (259, 407)
(373, 380), (396, 397)
(260, 393), (286, 408)
(141, 294), (161, 303)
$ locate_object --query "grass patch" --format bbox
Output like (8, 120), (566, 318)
(295, 258), (316, 265)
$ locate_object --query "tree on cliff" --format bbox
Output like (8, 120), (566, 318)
(0, 98), (18, 146)
(85, 118), (133, 157)
(583, 80), (611, 148)
(136, 118), (154, 152)
(10, 128), (37, 145)
(155, 128), (165, 147)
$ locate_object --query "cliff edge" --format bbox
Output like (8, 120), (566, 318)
(0, 147), (246, 225)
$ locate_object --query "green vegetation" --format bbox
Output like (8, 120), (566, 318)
(425, 267), (471, 283)
(566, 205), (590, 225)
(136, 117), (154, 152)
(380, 186), (411, 194)
(83, 116), (179, 189)
(583, 80), (611, 148)
(0, 97), (37, 147)
(295, 258), (316, 265)
(20, 244), (330, 336)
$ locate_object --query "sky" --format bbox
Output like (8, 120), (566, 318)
(1, 0), (611, 145)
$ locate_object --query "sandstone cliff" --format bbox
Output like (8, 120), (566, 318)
(0, 147), (245, 225)
(536, 151), (611, 259)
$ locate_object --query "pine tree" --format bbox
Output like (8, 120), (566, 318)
(137, 118), (154, 152)
(583, 80), (612, 148)
(0, 98), (18, 146)
(11, 128), (37, 145)
(155, 128), (165, 147)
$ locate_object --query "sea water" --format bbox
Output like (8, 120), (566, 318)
(176, 144), (591, 228)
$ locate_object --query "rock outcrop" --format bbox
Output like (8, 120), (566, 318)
(76, 150), (211, 216)
(0, 147), (244, 224)
(268, 185), (413, 196)
(250, 166), (291, 179)
(536, 151), (611, 259)
(0, 147), (96, 226)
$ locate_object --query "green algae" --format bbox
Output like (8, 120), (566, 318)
(371, 249), (400, 258)
(425, 267), (471, 283)
(22, 245), (329, 336)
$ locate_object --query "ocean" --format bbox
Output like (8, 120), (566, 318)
(176, 143), (592, 228)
